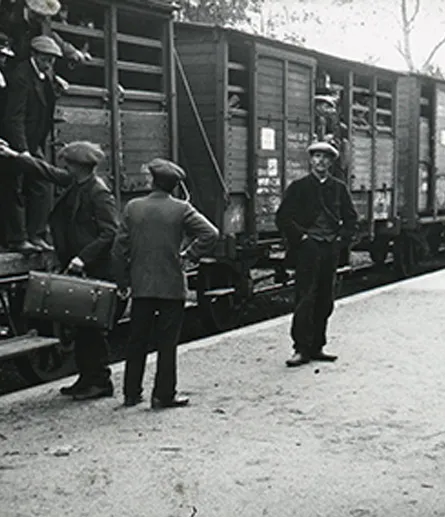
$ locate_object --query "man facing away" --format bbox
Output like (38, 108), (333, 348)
(0, 139), (119, 400)
(276, 141), (358, 367)
(113, 158), (219, 409)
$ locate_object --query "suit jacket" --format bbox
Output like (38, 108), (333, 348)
(276, 173), (358, 252)
(2, 60), (55, 154)
(112, 190), (220, 300)
(17, 154), (119, 280)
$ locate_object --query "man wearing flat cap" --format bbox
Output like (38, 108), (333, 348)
(276, 140), (358, 367)
(1, 34), (62, 252)
(0, 0), (89, 64)
(0, 140), (119, 400)
(113, 158), (219, 409)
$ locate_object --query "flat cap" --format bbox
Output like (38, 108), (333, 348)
(57, 141), (105, 166)
(148, 158), (186, 183)
(315, 95), (337, 108)
(307, 141), (339, 160)
(0, 33), (14, 57)
(30, 35), (62, 57)
(25, 0), (61, 16)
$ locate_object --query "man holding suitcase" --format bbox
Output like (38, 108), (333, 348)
(0, 139), (119, 400)
(113, 158), (219, 409)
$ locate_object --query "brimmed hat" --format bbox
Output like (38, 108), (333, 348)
(315, 95), (337, 108)
(25, 0), (61, 16)
(0, 33), (14, 57)
(57, 141), (105, 166)
(307, 141), (339, 160)
(30, 35), (62, 57)
(148, 158), (186, 183)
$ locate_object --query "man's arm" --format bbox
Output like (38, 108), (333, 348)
(181, 203), (219, 262)
(112, 205), (131, 291)
(16, 153), (73, 186)
(275, 182), (308, 246)
(77, 189), (119, 267)
(339, 184), (358, 242)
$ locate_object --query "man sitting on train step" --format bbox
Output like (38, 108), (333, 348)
(1, 34), (61, 253)
(275, 141), (358, 368)
(0, 139), (119, 400)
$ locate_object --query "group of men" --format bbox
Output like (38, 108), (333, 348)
(0, 0), (359, 408)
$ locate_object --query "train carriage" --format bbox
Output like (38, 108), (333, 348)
(395, 74), (445, 274)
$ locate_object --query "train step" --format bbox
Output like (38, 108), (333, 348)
(0, 331), (59, 361)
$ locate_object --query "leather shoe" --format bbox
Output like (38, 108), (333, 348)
(310, 351), (338, 362)
(286, 353), (311, 367)
(30, 238), (54, 252)
(8, 240), (41, 254)
(60, 376), (88, 396)
(151, 396), (189, 410)
(73, 383), (114, 400)
(124, 394), (144, 407)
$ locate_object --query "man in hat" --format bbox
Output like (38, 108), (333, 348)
(276, 141), (358, 367)
(0, 31), (14, 121)
(0, 0), (88, 64)
(113, 158), (220, 409)
(0, 139), (119, 400)
(2, 34), (62, 252)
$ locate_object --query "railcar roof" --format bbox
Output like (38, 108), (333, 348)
(174, 21), (413, 79)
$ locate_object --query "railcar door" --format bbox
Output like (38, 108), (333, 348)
(434, 82), (445, 214)
(253, 44), (315, 234)
(114, 5), (175, 205)
(51, 2), (112, 180)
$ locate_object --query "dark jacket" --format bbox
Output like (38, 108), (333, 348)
(2, 60), (55, 154)
(17, 154), (119, 280)
(275, 173), (358, 251)
(113, 190), (219, 300)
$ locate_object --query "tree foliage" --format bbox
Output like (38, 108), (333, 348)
(175, 0), (264, 26)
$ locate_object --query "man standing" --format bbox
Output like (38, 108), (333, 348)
(0, 140), (118, 399)
(2, 35), (61, 252)
(276, 141), (358, 367)
(113, 158), (219, 409)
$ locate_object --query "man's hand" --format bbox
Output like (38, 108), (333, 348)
(0, 143), (18, 159)
(117, 287), (131, 300)
(301, 234), (309, 241)
(67, 256), (85, 275)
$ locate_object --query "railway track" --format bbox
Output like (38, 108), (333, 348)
(1, 250), (444, 396)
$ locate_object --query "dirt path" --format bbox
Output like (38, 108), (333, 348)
(1, 273), (445, 517)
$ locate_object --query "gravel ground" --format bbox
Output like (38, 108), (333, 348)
(1, 270), (445, 516)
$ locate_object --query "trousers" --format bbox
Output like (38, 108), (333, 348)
(2, 159), (52, 244)
(291, 238), (339, 356)
(123, 297), (185, 402)
(74, 327), (111, 386)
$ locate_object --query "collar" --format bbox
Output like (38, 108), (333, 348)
(30, 57), (45, 81)
(76, 173), (94, 186)
(0, 71), (6, 88)
(311, 171), (330, 184)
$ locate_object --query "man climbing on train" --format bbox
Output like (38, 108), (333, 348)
(276, 140), (358, 367)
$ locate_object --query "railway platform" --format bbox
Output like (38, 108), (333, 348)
(1, 269), (445, 517)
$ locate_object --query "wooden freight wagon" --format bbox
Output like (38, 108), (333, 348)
(0, 0), (177, 382)
(174, 23), (316, 329)
(396, 74), (445, 274)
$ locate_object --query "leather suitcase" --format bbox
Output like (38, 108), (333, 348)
(24, 271), (118, 330)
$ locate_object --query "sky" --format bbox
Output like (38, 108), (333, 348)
(249, 0), (445, 71)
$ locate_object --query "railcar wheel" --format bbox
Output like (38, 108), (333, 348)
(197, 264), (243, 333)
(394, 234), (417, 278)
